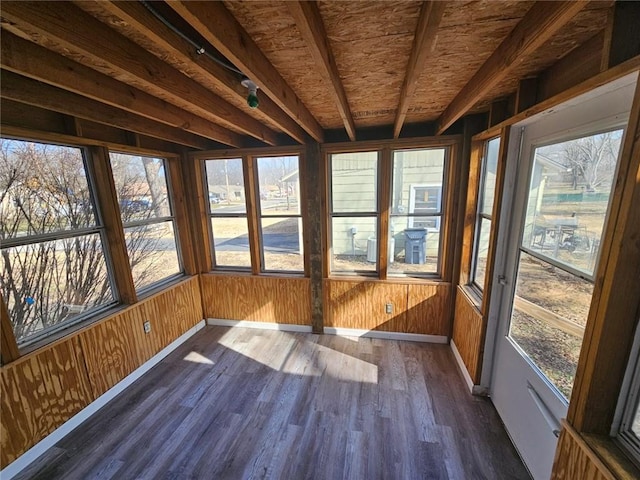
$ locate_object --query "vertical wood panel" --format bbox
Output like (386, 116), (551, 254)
(0, 277), (202, 468)
(451, 287), (484, 383)
(406, 284), (452, 336)
(0, 337), (93, 467)
(552, 424), (615, 480)
(201, 274), (311, 325)
(182, 154), (212, 273)
(243, 156), (261, 275)
(167, 156), (197, 275)
(378, 148), (391, 279)
(1, 295), (20, 365)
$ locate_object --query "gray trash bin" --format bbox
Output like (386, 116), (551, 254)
(404, 228), (427, 264)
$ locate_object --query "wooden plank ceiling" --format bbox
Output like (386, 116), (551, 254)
(0, 1), (612, 149)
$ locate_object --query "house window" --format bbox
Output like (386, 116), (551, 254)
(204, 158), (251, 269)
(471, 136), (500, 291)
(615, 318), (640, 465)
(110, 152), (182, 291)
(0, 138), (116, 346)
(329, 151), (379, 274)
(256, 156), (303, 272)
(389, 148), (446, 275)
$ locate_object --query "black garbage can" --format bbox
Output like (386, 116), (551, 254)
(404, 228), (427, 264)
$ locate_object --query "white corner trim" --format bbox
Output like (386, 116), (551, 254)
(206, 318), (313, 333)
(323, 326), (448, 344)
(451, 339), (475, 394)
(0, 320), (206, 480)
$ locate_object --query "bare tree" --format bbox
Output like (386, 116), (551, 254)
(563, 131), (621, 191)
(0, 140), (162, 342)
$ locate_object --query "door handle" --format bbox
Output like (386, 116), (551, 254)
(527, 382), (561, 438)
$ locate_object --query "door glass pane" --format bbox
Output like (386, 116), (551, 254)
(523, 130), (623, 276)
(331, 152), (378, 213)
(509, 129), (624, 400)
(331, 216), (377, 272)
(510, 252), (593, 399)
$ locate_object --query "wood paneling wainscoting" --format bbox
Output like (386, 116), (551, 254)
(552, 422), (616, 480)
(201, 274), (312, 325)
(324, 279), (451, 336)
(0, 276), (203, 468)
(451, 286), (484, 384)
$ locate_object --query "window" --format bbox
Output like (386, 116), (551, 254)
(0, 139), (116, 346)
(256, 156), (303, 272)
(110, 152), (182, 291)
(205, 158), (250, 269)
(616, 321), (640, 465)
(389, 148), (446, 275)
(329, 151), (379, 274)
(204, 154), (304, 273)
(471, 136), (500, 290)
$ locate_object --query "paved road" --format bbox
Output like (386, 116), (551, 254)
(215, 232), (300, 253)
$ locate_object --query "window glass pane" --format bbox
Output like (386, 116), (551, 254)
(211, 217), (251, 268)
(331, 216), (377, 272)
(110, 153), (171, 222)
(632, 399), (640, 438)
(481, 137), (500, 215)
(331, 152), (378, 213)
(1, 233), (115, 344)
(391, 148), (445, 216)
(205, 158), (246, 214)
(473, 217), (492, 289)
(257, 156), (300, 216)
(510, 252), (593, 399)
(261, 217), (303, 272)
(388, 216), (440, 275)
(124, 221), (181, 290)
(523, 130), (623, 276)
(0, 139), (97, 238)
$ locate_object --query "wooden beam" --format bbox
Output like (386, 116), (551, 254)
(243, 156), (262, 275)
(538, 32), (604, 101)
(1, 295), (20, 364)
(515, 78), (539, 114)
(287, 1), (355, 141)
(601, 1), (640, 70)
(303, 142), (324, 333)
(378, 148), (392, 279)
(1, 71), (214, 150)
(0, 32), (243, 148)
(92, 1), (307, 145)
(393, 1), (447, 138)
(89, 146), (138, 305)
(436, 1), (587, 134)
(167, 1), (325, 143)
(568, 78), (640, 433)
(166, 157), (197, 276)
(0, 1), (279, 145)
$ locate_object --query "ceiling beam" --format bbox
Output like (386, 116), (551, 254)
(0, 1), (279, 146)
(167, 1), (325, 143)
(393, 1), (446, 139)
(1, 71), (214, 150)
(435, 1), (587, 135)
(287, 1), (355, 141)
(0, 32), (244, 148)
(91, 1), (308, 145)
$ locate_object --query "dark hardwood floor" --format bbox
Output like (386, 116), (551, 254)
(16, 326), (530, 479)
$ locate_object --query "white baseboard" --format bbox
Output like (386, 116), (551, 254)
(324, 326), (448, 344)
(450, 339), (487, 395)
(206, 318), (313, 333)
(0, 320), (206, 480)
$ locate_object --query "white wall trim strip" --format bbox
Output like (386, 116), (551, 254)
(324, 326), (448, 344)
(451, 339), (487, 395)
(0, 320), (206, 480)
(206, 318), (313, 333)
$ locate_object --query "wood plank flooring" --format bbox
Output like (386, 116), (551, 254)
(15, 326), (530, 479)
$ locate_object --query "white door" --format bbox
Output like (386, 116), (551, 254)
(489, 74), (637, 480)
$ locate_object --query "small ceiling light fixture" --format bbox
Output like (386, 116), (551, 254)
(241, 78), (259, 109)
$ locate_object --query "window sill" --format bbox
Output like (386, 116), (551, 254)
(459, 284), (483, 312)
(583, 433), (640, 479)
